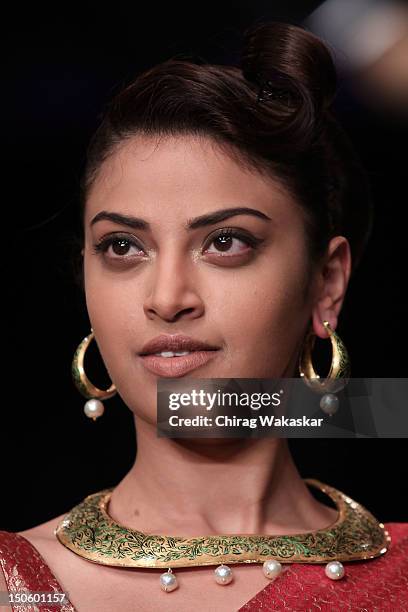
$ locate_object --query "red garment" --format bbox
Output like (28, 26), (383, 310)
(0, 523), (407, 611)
(0, 530), (75, 612)
(239, 523), (408, 611)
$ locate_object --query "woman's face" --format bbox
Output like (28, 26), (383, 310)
(83, 134), (319, 424)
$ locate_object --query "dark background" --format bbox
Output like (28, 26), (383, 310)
(3, 2), (407, 531)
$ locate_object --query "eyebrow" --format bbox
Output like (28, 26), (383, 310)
(90, 207), (272, 230)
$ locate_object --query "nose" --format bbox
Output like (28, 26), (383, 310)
(143, 249), (205, 322)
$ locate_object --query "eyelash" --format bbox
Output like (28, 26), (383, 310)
(92, 228), (264, 262)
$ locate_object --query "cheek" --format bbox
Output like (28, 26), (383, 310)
(208, 257), (310, 376)
(83, 260), (135, 379)
(84, 277), (153, 419)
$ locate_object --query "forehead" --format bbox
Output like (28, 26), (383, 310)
(85, 134), (300, 227)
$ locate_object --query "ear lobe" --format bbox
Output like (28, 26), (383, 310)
(312, 305), (337, 339)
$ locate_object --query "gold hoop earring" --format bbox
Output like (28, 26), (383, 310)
(72, 328), (117, 420)
(299, 321), (350, 416)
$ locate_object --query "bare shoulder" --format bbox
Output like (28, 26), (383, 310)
(14, 514), (108, 610)
(0, 520), (64, 612)
(18, 512), (68, 542)
(15, 513), (82, 595)
(16, 512), (89, 575)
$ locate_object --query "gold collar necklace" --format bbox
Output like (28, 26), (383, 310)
(55, 478), (390, 592)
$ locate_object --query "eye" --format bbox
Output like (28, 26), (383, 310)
(92, 228), (264, 264)
(92, 235), (144, 261)
(203, 228), (263, 257)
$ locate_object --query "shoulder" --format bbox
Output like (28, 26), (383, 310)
(12, 512), (79, 575)
(0, 513), (70, 568)
(0, 513), (73, 588)
(17, 512), (68, 542)
(0, 518), (65, 612)
(0, 514), (94, 611)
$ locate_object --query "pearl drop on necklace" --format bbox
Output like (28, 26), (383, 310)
(262, 559), (282, 579)
(157, 559), (345, 590)
(160, 568), (178, 592)
(325, 560), (345, 580)
(214, 564), (233, 585)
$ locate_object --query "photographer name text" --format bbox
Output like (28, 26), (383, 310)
(167, 414), (324, 429)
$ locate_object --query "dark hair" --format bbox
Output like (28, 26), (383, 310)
(74, 21), (373, 288)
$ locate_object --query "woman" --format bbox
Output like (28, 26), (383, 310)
(1, 21), (407, 612)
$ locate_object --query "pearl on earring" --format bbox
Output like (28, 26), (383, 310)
(320, 393), (339, 416)
(84, 399), (105, 420)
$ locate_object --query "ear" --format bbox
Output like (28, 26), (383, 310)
(312, 236), (352, 339)
(81, 248), (84, 257)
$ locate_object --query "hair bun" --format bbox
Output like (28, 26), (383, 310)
(241, 22), (337, 123)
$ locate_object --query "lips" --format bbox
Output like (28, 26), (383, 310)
(138, 334), (221, 377)
(139, 334), (220, 356)
(139, 350), (219, 378)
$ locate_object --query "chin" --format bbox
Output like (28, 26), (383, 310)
(174, 437), (250, 447)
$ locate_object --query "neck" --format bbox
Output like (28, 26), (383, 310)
(108, 416), (338, 536)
